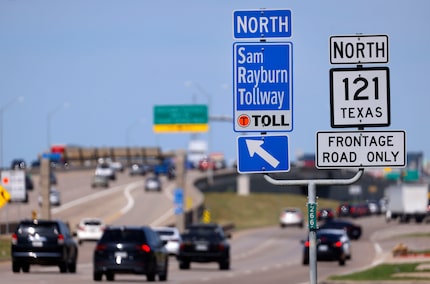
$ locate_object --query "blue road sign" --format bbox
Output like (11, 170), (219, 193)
(237, 135), (290, 173)
(233, 9), (292, 39)
(233, 42), (293, 132)
(174, 188), (183, 205)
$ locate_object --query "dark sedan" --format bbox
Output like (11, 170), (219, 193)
(11, 219), (78, 273)
(319, 218), (362, 240)
(302, 229), (351, 266)
(93, 226), (168, 282)
(177, 223), (230, 270)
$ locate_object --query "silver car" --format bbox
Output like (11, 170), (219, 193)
(279, 207), (304, 228)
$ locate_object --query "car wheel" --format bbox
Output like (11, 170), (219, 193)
(22, 264), (30, 273)
(302, 257), (309, 265)
(146, 271), (156, 282)
(106, 272), (115, 281)
(338, 257), (346, 266)
(59, 262), (68, 273)
(219, 259), (230, 270)
(179, 260), (190, 270)
(93, 272), (102, 281)
(68, 261), (77, 273)
(158, 259), (168, 281)
(12, 261), (21, 273)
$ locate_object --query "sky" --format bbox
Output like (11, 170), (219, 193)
(0, 0), (429, 169)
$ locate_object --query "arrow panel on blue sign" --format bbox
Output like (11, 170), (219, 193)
(237, 135), (290, 173)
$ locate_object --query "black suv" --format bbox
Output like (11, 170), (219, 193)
(11, 219), (78, 273)
(177, 223), (231, 270)
(93, 226), (169, 282)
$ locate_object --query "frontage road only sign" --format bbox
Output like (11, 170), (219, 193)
(316, 130), (406, 168)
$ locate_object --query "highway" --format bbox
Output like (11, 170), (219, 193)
(0, 168), (427, 284)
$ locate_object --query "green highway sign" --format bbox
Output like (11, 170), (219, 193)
(153, 104), (208, 133)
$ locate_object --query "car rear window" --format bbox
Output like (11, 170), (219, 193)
(156, 230), (174, 236)
(84, 220), (102, 226)
(101, 229), (146, 243)
(18, 223), (60, 236)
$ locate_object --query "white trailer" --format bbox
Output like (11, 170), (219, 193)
(385, 183), (428, 223)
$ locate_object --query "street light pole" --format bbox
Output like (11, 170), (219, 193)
(0, 96), (24, 169)
(185, 81), (213, 184)
(47, 102), (69, 150)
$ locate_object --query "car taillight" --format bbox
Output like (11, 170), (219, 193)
(218, 244), (226, 251)
(95, 244), (107, 251)
(11, 233), (17, 245)
(334, 241), (343, 248)
(304, 241), (310, 247)
(57, 234), (65, 244)
(139, 244), (151, 253)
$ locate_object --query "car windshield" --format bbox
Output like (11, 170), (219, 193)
(84, 220), (102, 226)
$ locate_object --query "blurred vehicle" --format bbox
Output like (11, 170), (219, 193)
(336, 203), (351, 217)
(279, 207), (304, 228)
(366, 200), (381, 215)
(129, 163), (150, 176)
(198, 153), (227, 171)
(106, 158), (124, 173)
(177, 223), (230, 270)
(76, 218), (105, 245)
(25, 173), (34, 191)
(154, 159), (175, 180)
(38, 187), (61, 207)
(317, 208), (335, 221)
(91, 175), (109, 188)
(94, 162), (116, 180)
(11, 219), (78, 273)
(302, 228), (351, 266)
(50, 171), (58, 185)
(319, 218), (362, 240)
(349, 203), (370, 218)
(93, 226), (168, 282)
(144, 175), (162, 192)
(152, 226), (182, 256)
(11, 159), (26, 169)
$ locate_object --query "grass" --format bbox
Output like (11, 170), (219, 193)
(203, 192), (340, 230)
(0, 236), (10, 262)
(329, 262), (430, 281)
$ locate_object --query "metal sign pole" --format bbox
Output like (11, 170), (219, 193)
(264, 168), (364, 284)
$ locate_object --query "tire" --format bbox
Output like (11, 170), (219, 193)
(106, 272), (115, 281)
(93, 272), (102, 281)
(22, 264), (30, 273)
(12, 261), (21, 273)
(339, 257), (346, 266)
(302, 257), (309, 265)
(158, 260), (168, 281)
(68, 261), (77, 273)
(219, 259), (230, 270)
(59, 262), (68, 273)
(179, 260), (190, 270)
(146, 271), (156, 282)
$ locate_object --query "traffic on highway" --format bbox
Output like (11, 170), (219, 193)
(1, 163), (429, 284)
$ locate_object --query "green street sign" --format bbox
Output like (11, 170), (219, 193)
(308, 203), (317, 230)
(153, 104), (208, 133)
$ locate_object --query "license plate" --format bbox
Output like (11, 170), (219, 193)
(195, 244), (208, 251)
(32, 241), (43, 247)
(318, 245), (328, 252)
(115, 251), (127, 258)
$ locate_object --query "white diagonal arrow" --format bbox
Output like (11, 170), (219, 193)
(245, 139), (280, 168)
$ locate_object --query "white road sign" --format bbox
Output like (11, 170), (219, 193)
(1, 170), (26, 202)
(330, 67), (390, 128)
(316, 130), (406, 168)
(330, 35), (389, 64)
